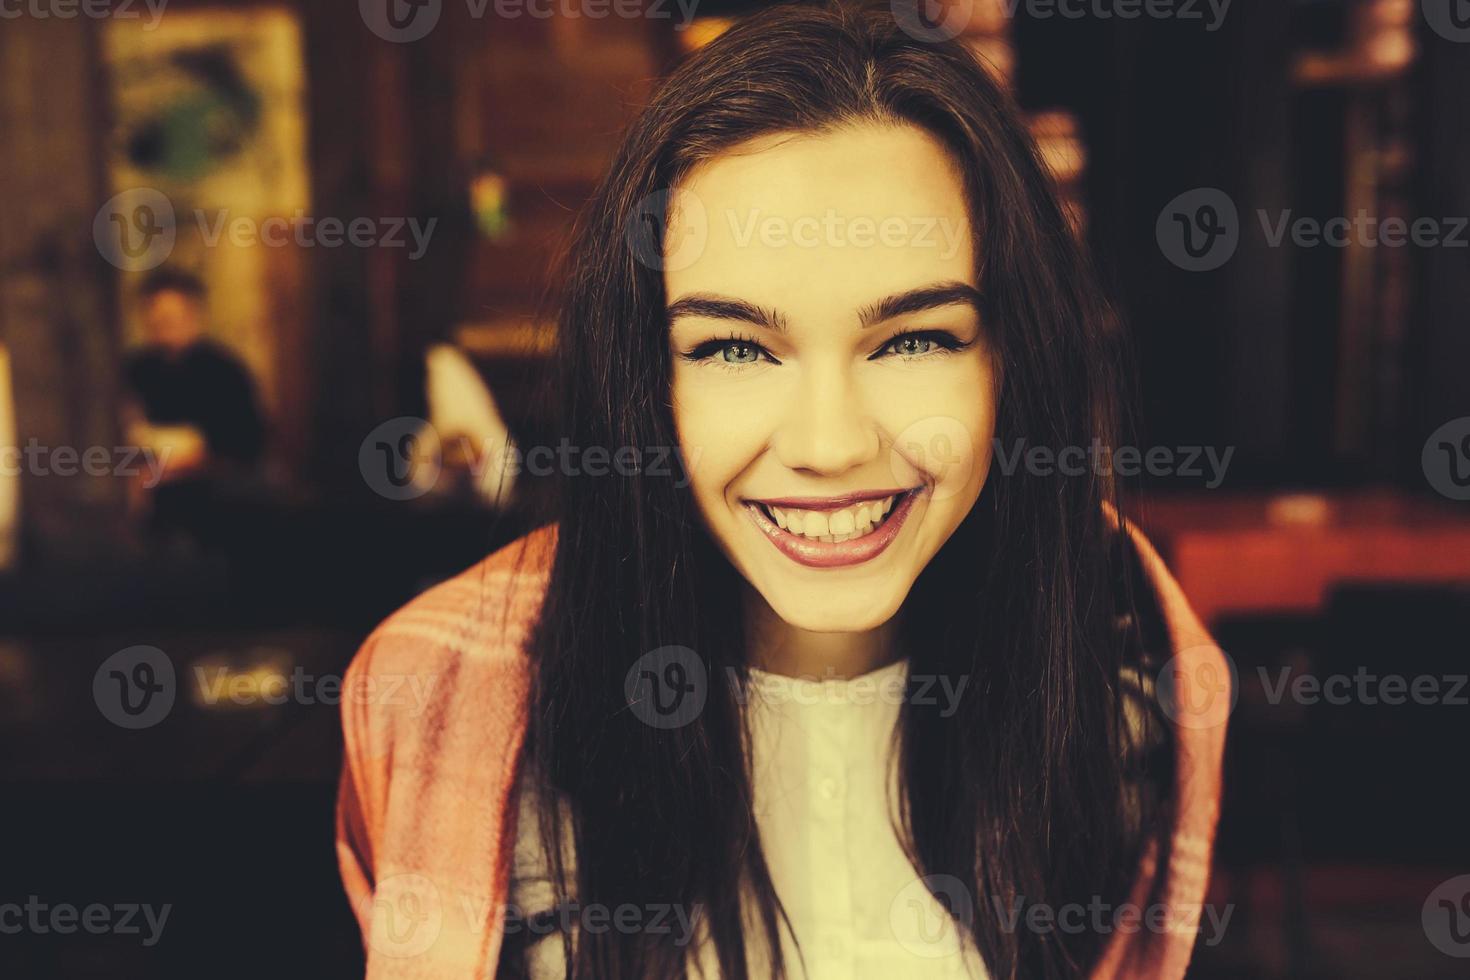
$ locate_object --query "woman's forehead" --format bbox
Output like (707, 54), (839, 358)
(664, 123), (977, 325)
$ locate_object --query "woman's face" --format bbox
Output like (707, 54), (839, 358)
(666, 122), (997, 633)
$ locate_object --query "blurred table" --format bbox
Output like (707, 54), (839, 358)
(1135, 490), (1470, 627)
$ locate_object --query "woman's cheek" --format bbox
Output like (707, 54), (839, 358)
(672, 368), (778, 501)
(870, 358), (995, 499)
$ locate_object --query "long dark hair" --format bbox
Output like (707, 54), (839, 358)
(517, 3), (1175, 977)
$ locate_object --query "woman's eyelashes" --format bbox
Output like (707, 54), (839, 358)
(868, 329), (973, 360)
(680, 333), (779, 367)
(678, 329), (972, 368)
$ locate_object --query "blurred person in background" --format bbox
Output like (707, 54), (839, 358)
(121, 267), (266, 551)
(414, 341), (519, 509)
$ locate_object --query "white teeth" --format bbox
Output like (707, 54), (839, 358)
(759, 494), (903, 542)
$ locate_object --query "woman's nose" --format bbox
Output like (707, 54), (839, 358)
(770, 362), (880, 476)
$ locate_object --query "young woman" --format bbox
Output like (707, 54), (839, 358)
(336, 4), (1229, 978)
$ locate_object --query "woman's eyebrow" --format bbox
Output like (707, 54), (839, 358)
(665, 281), (982, 334)
(665, 295), (788, 332)
(855, 281), (983, 328)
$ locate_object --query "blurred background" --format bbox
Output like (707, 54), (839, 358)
(1, 0), (1467, 976)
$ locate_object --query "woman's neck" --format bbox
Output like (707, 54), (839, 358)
(742, 586), (902, 679)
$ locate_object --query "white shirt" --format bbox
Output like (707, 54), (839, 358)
(741, 658), (989, 980)
(507, 658), (990, 979)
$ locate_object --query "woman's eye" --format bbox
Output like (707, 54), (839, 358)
(683, 338), (774, 366)
(874, 331), (964, 359)
(892, 335), (934, 356)
(719, 342), (762, 364)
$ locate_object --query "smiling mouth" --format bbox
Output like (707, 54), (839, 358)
(742, 486), (923, 568)
(746, 490), (909, 542)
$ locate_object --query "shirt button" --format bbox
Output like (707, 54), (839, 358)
(818, 776), (840, 800)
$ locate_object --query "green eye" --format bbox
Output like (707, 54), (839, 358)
(720, 342), (762, 364)
(680, 336), (775, 366)
(871, 330), (968, 360)
(892, 335), (934, 356)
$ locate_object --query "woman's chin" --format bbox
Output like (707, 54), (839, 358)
(758, 586), (905, 635)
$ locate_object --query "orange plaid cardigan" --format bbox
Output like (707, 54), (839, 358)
(336, 521), (1229, 978)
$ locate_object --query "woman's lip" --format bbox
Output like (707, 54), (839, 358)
(744, 487), (921, 569)
(743, 488), (913, 511)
